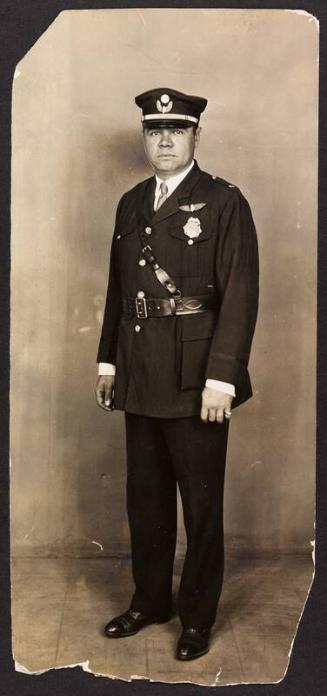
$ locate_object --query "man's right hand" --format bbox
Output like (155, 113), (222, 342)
(95, 375), (115, 411)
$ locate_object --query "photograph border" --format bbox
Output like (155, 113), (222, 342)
(1, 1), (326, 695)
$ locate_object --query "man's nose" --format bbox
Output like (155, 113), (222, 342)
(158, 130), (173, 146)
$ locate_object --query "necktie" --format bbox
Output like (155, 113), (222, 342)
(155, 181), (169, 211)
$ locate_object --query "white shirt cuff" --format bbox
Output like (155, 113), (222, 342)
(98, 362), (116, 376)
(205, 379), (235, 397)
(98, 366), (234, 395)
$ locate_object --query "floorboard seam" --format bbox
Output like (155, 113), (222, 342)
(227, 617), (246, 681)
(54, 560), (72, 667)
(144, 638), (150, 679)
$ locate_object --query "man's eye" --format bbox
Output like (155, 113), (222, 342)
(173, 129), (183, 135)
(149, 131), (160, 136)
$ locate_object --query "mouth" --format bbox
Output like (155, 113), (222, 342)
(158, 154), (175, 158)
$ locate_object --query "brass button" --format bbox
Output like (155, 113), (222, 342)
(187, 239), (194, 245)
(145, 226), (152, 235)
(137, 290), (145, 298)
(116, 234), (121, 240)
(138, 258), (146, 267)
(135, 324), (141, 333)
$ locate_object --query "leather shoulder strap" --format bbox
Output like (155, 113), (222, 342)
(136, 226), (181, 299)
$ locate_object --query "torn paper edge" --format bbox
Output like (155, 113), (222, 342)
(14, 660), (146, 681)
(227, 538), (316, 688)
(15, 660), (90, 676)
(13, 539), (316, 685)
(230, 538), (316, 688)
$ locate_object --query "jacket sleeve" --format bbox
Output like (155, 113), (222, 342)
(96, 197), (124, 364)
(205, 188), (259, 388)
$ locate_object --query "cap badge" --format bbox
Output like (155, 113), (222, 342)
(156, 93), (173, 114)
(183, 217), (202, 239)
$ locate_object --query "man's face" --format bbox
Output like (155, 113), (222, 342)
(142, 125), (200, 178)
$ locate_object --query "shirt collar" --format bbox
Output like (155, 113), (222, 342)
(155, 159), (195, 196)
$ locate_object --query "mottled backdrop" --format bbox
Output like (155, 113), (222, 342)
(11, 9), (318, 558)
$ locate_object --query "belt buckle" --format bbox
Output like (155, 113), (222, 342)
(182, 298), (203, 311)
(135, 297), (148, 319)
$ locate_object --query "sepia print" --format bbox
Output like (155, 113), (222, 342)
(10, 8), (318, 685)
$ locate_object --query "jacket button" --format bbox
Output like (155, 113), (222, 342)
(138, 258), (146, 266)
(137, 290), (145, 298)
(135, 324), (141, 333)
(187, 239), (194, 245)
(145, 226), (152, 235)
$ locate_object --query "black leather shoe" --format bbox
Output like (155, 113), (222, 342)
(104, 609), (171, 638)
(176, 627), (211, 660)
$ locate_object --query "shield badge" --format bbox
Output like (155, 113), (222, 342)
(183, 217), (202, 239)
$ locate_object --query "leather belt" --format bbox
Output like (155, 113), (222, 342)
(122, 294), (218, 319)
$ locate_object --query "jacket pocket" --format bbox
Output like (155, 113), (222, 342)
(180, 314), (217, 390)
(165, 219), (213, 278)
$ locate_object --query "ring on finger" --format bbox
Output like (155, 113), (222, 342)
(224, 409), (232, 419)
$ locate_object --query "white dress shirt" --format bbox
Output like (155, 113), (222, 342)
(98, 160), (235, 398)
(153, 159), (195, 209)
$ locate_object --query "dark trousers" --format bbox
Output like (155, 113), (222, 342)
(125, 413), (229, 630)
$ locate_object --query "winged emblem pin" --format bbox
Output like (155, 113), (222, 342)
(179, 202), (207, 212)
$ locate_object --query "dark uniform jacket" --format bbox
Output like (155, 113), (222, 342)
(97, 161), (259, 418)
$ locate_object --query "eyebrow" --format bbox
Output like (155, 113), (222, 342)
(145, 127), (188, 133)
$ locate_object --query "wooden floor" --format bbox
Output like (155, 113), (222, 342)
(11, 554), (313, 686)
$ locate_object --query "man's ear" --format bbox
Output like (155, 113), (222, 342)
(141, 127), (148, 154)
(194, 126), (201, 148)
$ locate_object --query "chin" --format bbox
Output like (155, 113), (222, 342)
(156, 160), (182, 172)
(158, 161), (176, 168)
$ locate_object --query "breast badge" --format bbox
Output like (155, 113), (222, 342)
(183, 217), (202, 239)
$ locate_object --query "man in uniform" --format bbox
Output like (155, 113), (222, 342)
(95, 88), (259, 661)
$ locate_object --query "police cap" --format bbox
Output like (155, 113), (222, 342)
(135, 88), (207, 128)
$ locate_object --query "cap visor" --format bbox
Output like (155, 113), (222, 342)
(143, 119), (196, 129)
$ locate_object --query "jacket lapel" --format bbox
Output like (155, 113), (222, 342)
(149, 161), (203, 225)
(135, 177), (155, 228)
(135, 161), (210, 229)
(143, 177), (156, 221)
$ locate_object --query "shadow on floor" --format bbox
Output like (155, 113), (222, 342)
(11, 553), (314, 685)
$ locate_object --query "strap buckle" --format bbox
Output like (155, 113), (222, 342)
(135, 297), (148, 319)
(141, 244), (152, 254)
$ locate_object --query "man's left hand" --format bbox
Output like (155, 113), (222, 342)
(201, 387), (233, 423)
